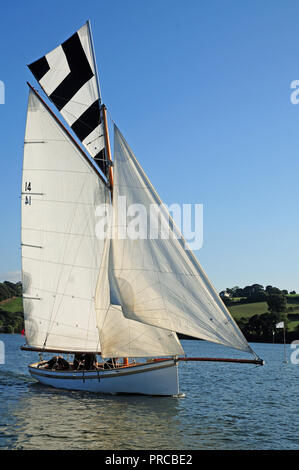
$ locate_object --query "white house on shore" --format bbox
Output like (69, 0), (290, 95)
(219, 290), (231, 298)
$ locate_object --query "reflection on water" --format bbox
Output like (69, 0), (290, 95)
(10, 385), (184, 450)
(0, 335), (298, 450)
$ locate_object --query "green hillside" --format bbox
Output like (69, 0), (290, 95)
(0, 297), (24, 334)
(0, 297), (23, 313)
(227, 294), (299, 334)
(228, 301), (268, 319)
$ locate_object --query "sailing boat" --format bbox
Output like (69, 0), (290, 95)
(21, 21), (263, 396)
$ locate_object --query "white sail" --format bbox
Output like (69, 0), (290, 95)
(95, 236), (184, 358)
(21, 89), (109, 352)
(109, 125), (253, 354)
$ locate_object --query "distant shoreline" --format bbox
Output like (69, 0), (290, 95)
(1, 283), (298, 344)
(0, 331), (293, 346)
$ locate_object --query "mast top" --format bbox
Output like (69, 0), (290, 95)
(101, 104), (114, 192)
(87, 19), (102, 104)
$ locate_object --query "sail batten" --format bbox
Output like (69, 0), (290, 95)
(108, 125), (253, 354)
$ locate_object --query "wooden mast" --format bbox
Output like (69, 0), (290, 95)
(86, 21), (127, 365)
(101, 103), (129, 368)
(101, 104), (114, 192)
(86, 20), (125, 365)
(87, 20), (113, 191)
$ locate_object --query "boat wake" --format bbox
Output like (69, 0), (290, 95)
(0, 369), (34, 387)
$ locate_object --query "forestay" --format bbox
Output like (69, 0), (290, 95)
(109, 125), (254, 354)
(21, 89), (109, 352)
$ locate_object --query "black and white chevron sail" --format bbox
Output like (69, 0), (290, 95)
(28, 23), (107, 174)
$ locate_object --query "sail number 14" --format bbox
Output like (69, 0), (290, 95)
(24, 181), (31, 205)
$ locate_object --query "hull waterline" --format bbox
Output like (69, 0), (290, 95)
(28, 359), (182, 397)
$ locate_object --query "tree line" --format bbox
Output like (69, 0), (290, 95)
(220, 284), (299, 343)
(0, 281), (23, 334)
(236, 295), (291, 343)
(220, 284), (296, 305)
(0, 281), (298, 341)
(0, 281), (22, 301)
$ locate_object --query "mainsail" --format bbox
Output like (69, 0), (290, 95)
(108, 125), (254, 354)
(28, 22), (107, 175)
(21, 89), (109, 352)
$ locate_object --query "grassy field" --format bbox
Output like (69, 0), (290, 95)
(287, 320), (299, 332)
(285, 295), (299, 330)
(227, 295), (299, 332)
(227, 301), (268, 319)
(286, 294), (299, 305)
(0, 297), (23, 313)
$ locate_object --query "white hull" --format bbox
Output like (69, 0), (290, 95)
(28, 359), (181, 396)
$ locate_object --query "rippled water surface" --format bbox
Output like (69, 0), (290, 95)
(0, 334), (298, 450)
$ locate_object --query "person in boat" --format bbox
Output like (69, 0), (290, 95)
(84, 353), (97, 370)
(73, 353), (85, 370)
(44, 356), (70, 370)
(73, 353), (97, 370)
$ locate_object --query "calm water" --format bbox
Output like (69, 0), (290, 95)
(0, 334), (298, 450)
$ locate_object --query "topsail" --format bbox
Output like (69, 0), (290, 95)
(28, 22), (107, 175)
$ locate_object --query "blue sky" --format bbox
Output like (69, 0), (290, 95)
(0, 0), (299, 292)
